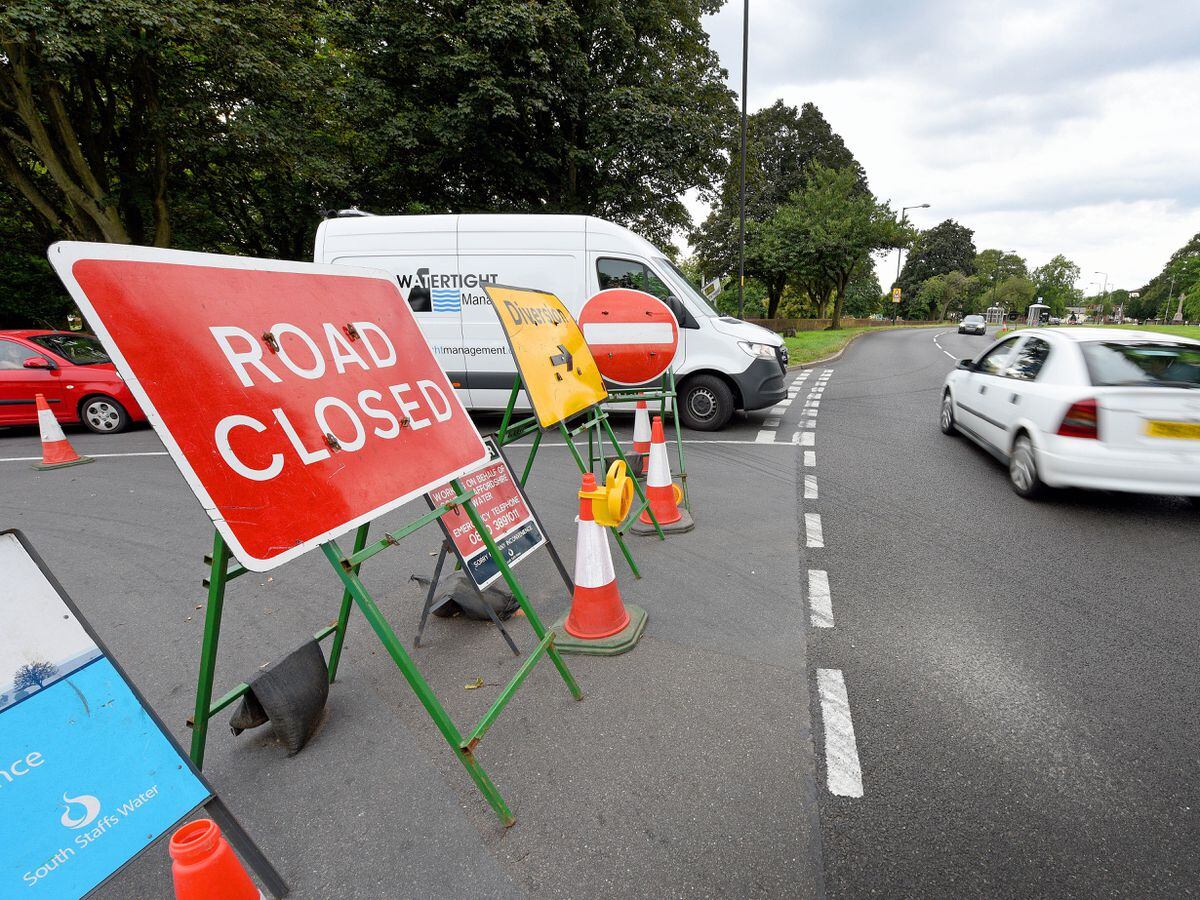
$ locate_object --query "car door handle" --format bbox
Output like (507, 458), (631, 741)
(1010, 393), (1020, 404)
(978, 385), (987, 394)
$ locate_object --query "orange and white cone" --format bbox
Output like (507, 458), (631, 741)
(631, 401), (652, 476)
(553, 472), (647, 654)
(169, 819), (263, 900)
(32, 393), (93, 470)
(636, 416), (693, 532)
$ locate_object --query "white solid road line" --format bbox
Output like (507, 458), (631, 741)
(804, 450), (816, 467)
(808, 569), (832, 627)
(1, 451), (171, 463)
(817, 669), (863, 797)
(804, 474), (818, 499)
(805, 512), (824, 548)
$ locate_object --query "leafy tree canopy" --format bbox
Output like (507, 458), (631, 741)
(896, 219), (977, 315)
(1031, 254), (1082, 316)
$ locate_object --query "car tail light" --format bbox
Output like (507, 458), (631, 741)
(1057, 398), (1099, 439)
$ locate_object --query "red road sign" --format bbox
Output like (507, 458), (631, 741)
(427, 438), (545, 589)
(578, 288), (679, 386)
(48, 243), (488, 572)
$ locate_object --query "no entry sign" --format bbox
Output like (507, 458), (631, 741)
(579, 288), (679, 386)
(426, 438), (545, 589)
(49, 243), (488, 571)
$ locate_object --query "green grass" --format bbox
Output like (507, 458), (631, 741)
(783, 323), (946, 365)
(996, 323), (1200, 341)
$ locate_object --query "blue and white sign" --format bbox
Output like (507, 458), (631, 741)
(0, 531), (211, 898)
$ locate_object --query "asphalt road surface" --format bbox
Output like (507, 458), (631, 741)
(807, 326), (1199, 896)
(2, 324), (1196, 897)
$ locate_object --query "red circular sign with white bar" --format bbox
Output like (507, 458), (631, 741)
(578, 288), (679, 386)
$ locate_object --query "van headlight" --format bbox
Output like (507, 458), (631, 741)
(738, 341), (778, 360)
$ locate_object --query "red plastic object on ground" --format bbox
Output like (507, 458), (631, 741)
(169, 819), (261, 900)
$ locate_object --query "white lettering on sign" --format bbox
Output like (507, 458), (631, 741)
(209, 326), (283, 388)
(207, 320), (458, 481)
(0, 750), (45, 787)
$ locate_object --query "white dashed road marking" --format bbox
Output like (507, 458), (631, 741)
(804, 450), (816, 467)
(808, 569), (832, 627)
(818, 669), (863, 797)
(798, 431), (814, 446)
(805, 513), (824, 548)
(804, 474), (818, 499)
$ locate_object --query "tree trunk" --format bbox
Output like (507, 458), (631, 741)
(766, 275), (785, 318)
(829, 282), (848, 329)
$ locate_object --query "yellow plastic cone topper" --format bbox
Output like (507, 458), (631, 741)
(579, 460), (634, 527)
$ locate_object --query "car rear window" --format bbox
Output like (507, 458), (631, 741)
(29, 333), (110, 365)
(1080, 341), (1200, 388)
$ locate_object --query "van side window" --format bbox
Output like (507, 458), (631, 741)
(597, 258), (670, 301)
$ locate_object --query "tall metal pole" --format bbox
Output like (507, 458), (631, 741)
(736, 0), (749, 319)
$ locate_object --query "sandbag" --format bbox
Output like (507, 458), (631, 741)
(229, 638), (328, 755)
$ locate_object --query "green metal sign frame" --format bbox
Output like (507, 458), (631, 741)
(495, 376), (664, 580)
(187, 481), (582, 827)
(587, 368), (691, 513)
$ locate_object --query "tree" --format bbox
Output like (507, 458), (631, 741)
(896, 220), (977, 316)
(692, 99), (865, 313)
(331, 0), (735, 248)
(1, 0), (346, 255)
(1136, 232), (1200, 319)
(1031, 254), (1082, 316)
(772, 165), (906, 329)
(917, 270), (973, 320)
(13, 660), (57, 692)
(842, 266), (883, 318)
(993, 276), (1037, 315)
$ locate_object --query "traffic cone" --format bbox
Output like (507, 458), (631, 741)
(631, 416), (694, 535)
(552, 472), (647, 655)
(32, 393), (93, 470)
(630, 400), (652, 476)
(169, 819), (262, 900)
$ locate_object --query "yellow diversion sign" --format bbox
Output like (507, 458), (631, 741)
(484, 284), (608, 428)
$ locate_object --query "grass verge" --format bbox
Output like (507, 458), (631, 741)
(784, 323), (947, 366)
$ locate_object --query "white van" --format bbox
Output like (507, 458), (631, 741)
(313, 213), (788, 430)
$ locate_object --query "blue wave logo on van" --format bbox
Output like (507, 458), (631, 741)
(431, 288), (462, 312)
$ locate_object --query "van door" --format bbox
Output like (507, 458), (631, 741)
(327, 253), (468, 399)
(588, 255), (687, 377)
(458, 222), (587, 410)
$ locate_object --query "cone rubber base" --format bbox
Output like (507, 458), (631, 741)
(32, 455), (94, 471)
(629, 508), (694, 536)
(552, 604), (646, 655)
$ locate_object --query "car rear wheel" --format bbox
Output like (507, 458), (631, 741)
(1009, 434), (1044, 499)
(80, 396), (129, 434)
(678, 374), (734, 431)
(939, 393), (957, 435)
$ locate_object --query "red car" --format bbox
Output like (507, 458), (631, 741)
(0, 330), (146, 433)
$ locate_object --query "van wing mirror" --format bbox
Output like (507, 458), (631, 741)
(664, 296), (698, 330)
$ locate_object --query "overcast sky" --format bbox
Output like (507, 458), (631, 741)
(692, 0), (1200, 294)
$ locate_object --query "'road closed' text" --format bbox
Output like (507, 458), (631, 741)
(208, 322), (453, 481)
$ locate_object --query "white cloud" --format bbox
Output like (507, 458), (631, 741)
(690, 0), (1200, 294)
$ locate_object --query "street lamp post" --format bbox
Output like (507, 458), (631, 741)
(736, 0), (749, 319)
(1094, 270), (1109, 324)
(893, 203), (929, 324)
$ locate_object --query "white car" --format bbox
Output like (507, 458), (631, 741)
(940, 327), (1200, 498)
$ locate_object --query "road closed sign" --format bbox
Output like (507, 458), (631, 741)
(0, 530), (212, 897)
(49, 243), (488, 571)
(579, 288), (679, 386)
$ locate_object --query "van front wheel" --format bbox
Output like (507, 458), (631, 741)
(679, 374), (734, 431)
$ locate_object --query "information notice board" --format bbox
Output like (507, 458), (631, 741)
(0, 530), (213, 898)
(426, 438), (546, 589)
